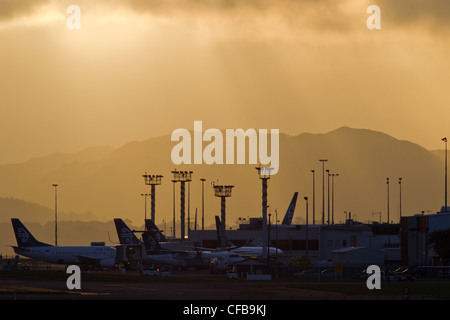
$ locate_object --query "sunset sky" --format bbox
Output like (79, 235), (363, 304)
(1, 0), (450, 164)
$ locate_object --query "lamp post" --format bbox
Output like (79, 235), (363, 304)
(331, 173), (339, 225)
(140, 193), (150, 224)
(256, 166), (273, 260)
(275, 209), (279, 278)
(194, 208), (197, 231)
(326, 169), (330, 225)
(268, 212), (271, 262)
(171, 170), (193, 240)
(188, 180), (191, 234)
(319, 159), (328, 225)
(311, 170), (315, 225)
(398, 178), (402, 223)
(142, 173), (163, 224)
(304, 196), (309, 259)
(443, 137), (448, 212)
(386, 178), (390, 224)
(201, 178), (206, 231)
(52, 184), (58, 246)
(172, 179), (177, 238)
(213, 183), (234, 250)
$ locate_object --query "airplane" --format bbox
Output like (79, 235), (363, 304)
(209, 193), (295, 256)
(145, 219), (167, 242)
(11, 218), (116, 268)
(114, 218), (244, 271)
(215, 216), (283, 256)
(141, 229), (244, 271)
(114, 218), (198, 268)
(281, 192), (298, 225)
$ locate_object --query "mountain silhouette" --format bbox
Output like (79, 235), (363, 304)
(0, 126), (445, 234)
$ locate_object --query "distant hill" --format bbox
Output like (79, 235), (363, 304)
(0, 127), (445, 233)
(0, 197), (96, 224)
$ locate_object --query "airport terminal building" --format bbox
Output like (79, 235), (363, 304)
(189, 206), (450, 274)
(188, 216), (402, 269)
(401, 208), (450, 267)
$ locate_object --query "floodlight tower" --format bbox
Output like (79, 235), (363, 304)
(443, 137), (448, 212)
(142, 173), (163, 224)
(256, 166), (273, 260)
(171, 170), (193, 240)
(52, 184), (58, 246)
(201, 178), (206, 231)
(319, 159), (328, 225)
(331, 173), (339, 225)
(213, 183), (234, 250)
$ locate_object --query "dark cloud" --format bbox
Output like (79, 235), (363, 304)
(0, 0), (50, 21)
(378, 0), (450, 28)
(3, 0), (449, 35)
(121, 0), (450, 33)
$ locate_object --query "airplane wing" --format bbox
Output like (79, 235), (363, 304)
(76, 255), (103, 265)
(10, 246), (31, 254)
(152, 248), (199, 260)
(172, 251), (198, 260)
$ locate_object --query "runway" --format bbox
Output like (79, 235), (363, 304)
(0, 277), (346, 300)
(1, 269), (448, 301)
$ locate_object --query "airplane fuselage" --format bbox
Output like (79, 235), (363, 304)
(229, 246), (283, 255)
(13, 245), (117, 267)
(142, 250), (244, 269)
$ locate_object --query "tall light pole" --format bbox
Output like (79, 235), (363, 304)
(52, 184), (58, 246)
(443, 137), (448, 212)
(386, 177), (390, 224)
(326, 169), (330, 225)
(140, 193), (150, 222)
(311, 170), (315, 225)
(331, 173), (339, 225)
(319, 159), (328, 225)
(172, 179), (177, 238)
(142, 173), (163, 224)
(171, 170), (193, 240)
(268, 212), (271, 263)
(201, 178), (206, 231)
(194, 208), (198, 231)
(188, 180), (191, 234)
(398, 178), (402, 222)
(304, 196), (309, 259)
(256, 166), (273, 260)
(275, 209), (279, 278)
(213, 184), (234, 250)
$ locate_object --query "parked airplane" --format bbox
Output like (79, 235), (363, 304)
(145, 219), (167, 242)
(11, 218), (116, 268)
(141, 229), (244, 271)
(114, 218), (243, 270)
(215, 216), (283, 256)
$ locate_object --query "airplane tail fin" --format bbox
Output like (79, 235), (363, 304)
(145, 219), (167, 242)
(215, 216), (223, 244)
(142, 231), (161, 254)
(281, 192), (298, 225)
(215, 215), (235, 249)
(11, 218), (52, 247)
(114, 218), (141, 245)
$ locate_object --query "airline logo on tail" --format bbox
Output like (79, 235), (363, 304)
(118, 227), (134, 244)
(11, 218), (51, 248)
(114, 219), (141, 245)
(145, 219), (167, 243)
(142, 231), (160, 253)
(17, 227), (29, 244)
